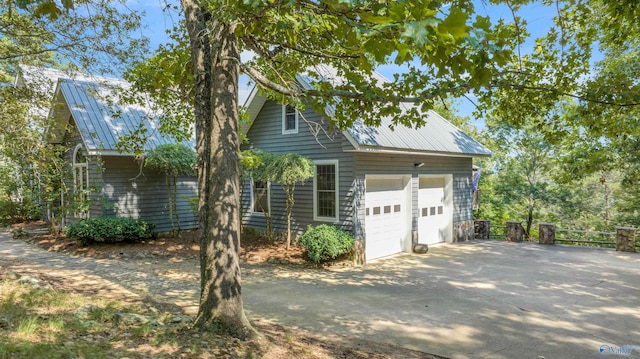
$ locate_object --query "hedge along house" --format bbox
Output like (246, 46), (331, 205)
(33, 68), (198, 232)
(241, 69), (492, 263)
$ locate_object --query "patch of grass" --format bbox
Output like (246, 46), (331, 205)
(285, 330), (294, 343)
(0, 277), (264, 359)
(15, 316), (39, 337)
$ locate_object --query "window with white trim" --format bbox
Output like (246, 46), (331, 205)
(313, 160), (339, 221)
(72, 144), (89, 218)
(282, 105), (298, 134)
(251, 180), (270, 214)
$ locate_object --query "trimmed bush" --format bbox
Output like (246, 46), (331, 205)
(298, 224), (354, 264)
(63, 216), (155, 245)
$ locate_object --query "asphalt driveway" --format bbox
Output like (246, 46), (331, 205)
(242, 241), (640, 359)
(2, 233), (639, 359)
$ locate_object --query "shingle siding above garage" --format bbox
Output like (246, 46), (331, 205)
(293, 65), (492, 157)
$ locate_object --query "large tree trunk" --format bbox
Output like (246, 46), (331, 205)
(181, 0), (255, 339)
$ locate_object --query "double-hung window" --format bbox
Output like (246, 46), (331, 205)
(282, 105), (298, 134)
(313, 160), (338, 221)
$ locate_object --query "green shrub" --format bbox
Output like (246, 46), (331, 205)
(0, 196), (41, 226)
(63, 216), (155, 245)
(298, 224), (354, 264)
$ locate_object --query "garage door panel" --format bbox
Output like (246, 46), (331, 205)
(418, 177), (448, 245)
(366, 178), (404, 192)
(365, 176), (409, 261)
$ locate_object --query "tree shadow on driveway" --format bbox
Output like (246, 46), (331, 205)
(242, 241), (640, 359)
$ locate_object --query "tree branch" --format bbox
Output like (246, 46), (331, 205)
(491, 82), (640, 107)
(0, 44), (75, 60)
(506, 0), (523, 71)
(241, 35), (283, 59)
(244, 35), (360, 61)
(239, 62), (640, 108)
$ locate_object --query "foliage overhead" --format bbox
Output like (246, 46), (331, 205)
(1, 0), (148, 79)
(145, 143), (197, 177)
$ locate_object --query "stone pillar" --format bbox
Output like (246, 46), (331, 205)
(539, 223), (556, 245)
(453, 220), (473, 242)
(474, 220), (490, 240)
(506, 221), (523, 242)
(352, 238), (366, 265)
(616, 227), (637, 253)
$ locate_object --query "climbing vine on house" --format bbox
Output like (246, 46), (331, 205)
(145, 144), (196, 233)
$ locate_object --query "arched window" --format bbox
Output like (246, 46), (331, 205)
(72, 144), (89, 218)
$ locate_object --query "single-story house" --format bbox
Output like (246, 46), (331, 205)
(17, 66), (198, 232)
(241, 70), (492, 263)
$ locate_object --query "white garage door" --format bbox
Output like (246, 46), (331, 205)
(418, 176), (450, 245)
(364, 176), (410, 261)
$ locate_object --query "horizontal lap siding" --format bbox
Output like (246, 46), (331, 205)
(353, 153), (473, 237)
(100, 156), (198, 232)
(243, 100), (355, 235)
(61, 119), (198, 232)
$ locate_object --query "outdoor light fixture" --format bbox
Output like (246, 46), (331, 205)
(414, 162), (425, 167)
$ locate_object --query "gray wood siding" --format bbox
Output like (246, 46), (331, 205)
(243, 100), (356, 236)
(100, 156), (198, 233)
(60, 113), (198, 233)
(61, 124), (198, 231)
(353, 152), (473, 238)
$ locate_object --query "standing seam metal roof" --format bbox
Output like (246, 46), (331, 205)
(284, 66), (492, 157)
(346, 108), (492, 156)
(57, 78), (193, 153)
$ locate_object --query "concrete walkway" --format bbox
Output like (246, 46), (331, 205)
(2, 232), (640, 359)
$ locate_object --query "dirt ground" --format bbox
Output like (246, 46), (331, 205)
(4, 222), (436, 359)
(12, 221), (352, 267)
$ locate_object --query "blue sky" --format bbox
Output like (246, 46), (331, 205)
(128, 1), (572, 127)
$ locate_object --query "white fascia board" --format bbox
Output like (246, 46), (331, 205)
(86, 149), (134, 157)
(345, 146), (492, 158)
(341, 130), (360, 151)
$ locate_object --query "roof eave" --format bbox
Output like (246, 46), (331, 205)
(345, 145), (493, 158)
(86, 149), (135, 157)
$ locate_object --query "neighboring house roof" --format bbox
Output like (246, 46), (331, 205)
(28, 66), (193, 156)
(243, 67), (492, 158)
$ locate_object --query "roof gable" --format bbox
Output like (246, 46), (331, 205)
(243, 71), (492, 157)
(45, 72), (193, 155)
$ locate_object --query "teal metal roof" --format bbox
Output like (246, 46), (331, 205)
(55, 77), (193, 154)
